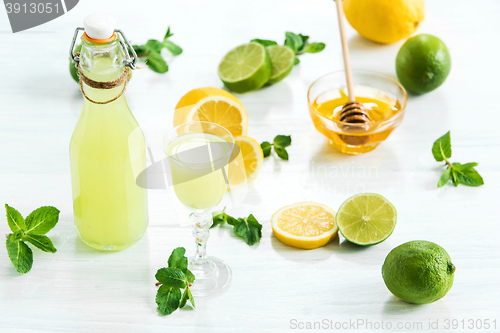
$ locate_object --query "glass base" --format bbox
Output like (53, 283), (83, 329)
(188, 256), (232, 297)
(76, 230), (146, 251)
(329, 139), (380, 155)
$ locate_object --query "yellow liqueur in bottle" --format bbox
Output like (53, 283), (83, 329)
(69, 15), (148, 250)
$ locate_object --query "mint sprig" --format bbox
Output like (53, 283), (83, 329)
(251, 31), (325, 66)
(212, 210), (262, 246)
(5, 204), (59, 273)
(261, 135), (292, 160)
(132, 27), (182, 74)
(432, 131), (484, 187)
(155, 247), (195, 315)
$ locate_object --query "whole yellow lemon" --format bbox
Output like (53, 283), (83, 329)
(343, 0), (425, 44)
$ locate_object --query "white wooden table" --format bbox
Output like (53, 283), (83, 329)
(1, 1), (499, 332)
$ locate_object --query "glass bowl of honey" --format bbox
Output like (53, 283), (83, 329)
(308, 70), (407, 154)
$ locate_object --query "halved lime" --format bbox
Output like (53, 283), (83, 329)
(336, 193), (397, 245)
(218, 42), (272, 93)
(266, 45), (295, 84)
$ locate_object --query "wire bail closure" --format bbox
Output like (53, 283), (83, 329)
(69, 27), (138, 70)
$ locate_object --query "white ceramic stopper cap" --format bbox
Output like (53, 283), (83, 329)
(84, 14), (115, 39)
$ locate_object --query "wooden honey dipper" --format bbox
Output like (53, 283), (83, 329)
(334, 0), (371, 145)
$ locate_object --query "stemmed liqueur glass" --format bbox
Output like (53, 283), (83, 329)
(163, 121), (235, 297)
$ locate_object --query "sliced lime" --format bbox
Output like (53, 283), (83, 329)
(218, 42), (272, 93)
(266, 45), (295, 84)
(336, 193), (397, 246)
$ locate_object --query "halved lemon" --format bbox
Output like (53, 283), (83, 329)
(271, 202), (338, 249)
(173, 87), (248, 138)
(228, 136), (264, 186)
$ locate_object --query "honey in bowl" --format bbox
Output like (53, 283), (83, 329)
(309, 85), (405, 154)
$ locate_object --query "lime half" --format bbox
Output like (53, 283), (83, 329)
(266, 45), (295, 84)
(336, 193), (397, 245)
(218, 42), (272, 93)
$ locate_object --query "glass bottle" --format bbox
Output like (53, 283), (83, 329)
(69, 14), (148, 250)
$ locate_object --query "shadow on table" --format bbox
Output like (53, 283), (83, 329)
(331, 237), (372, 253)
(270, 232), (374, 262)
(383, 295), (424, 314)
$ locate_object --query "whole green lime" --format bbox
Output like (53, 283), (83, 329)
(382, 240), (455, 304)
(396, 34), (451, 94)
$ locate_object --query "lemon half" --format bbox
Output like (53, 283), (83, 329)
(271, 202), (338, 249)
(173, 87), (248, 138)
(228, 136), (264, 186)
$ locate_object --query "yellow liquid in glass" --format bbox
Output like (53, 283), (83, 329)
(310, 87), (403, 154)
(70, 56), (148, 251)
(166, 133), (227, 210)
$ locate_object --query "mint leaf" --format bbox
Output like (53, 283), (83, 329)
(451, 162), (484, 186)
(167, 247), (188, 272)
(294, 57), (300, 65)
(225, 214), (239, 226)
(451, 168), (459, 186)
(437, 167), (452, 187)
(22, 234), (57, 253)
(156, 285), (181, 315)
(296, 34), (309, 54)
(305, 42), (326, 53)
(211, 212), (262, 245)
(25, 206), (59, 235)
(432, 131), (484, 188)
(274, 146), (289, 160)
(180, 287), (189, 308)
(146, 51), (169, 73)
(145, 39), (164, 53)
(284, 32), (302, 53)
(156, 267), (187, 288)
(11, 230), (23, 241)
(261, 141), (272, 157)
(212, 211), (227, 228)
(274, 135), (291, 148)
(6, 235), (33, 274)
(5, 205), (59, 273)
(154, 247), (195, 315)
(432, 131), (452, 162)
(232, 214), (262, 246)
(5, 204), (25, 232)
(185, 269), (195, 284)
(164, 27), (173, 41)
(212, 212), (238, 227)
(132, 44), (147, 56)
(183, 286), (195, 308)
(164, 41), (183, 56)
(251, 39), (277, 47)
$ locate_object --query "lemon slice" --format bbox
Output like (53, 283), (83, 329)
(271, 202), (338, 249)
(228, 136), (264, 186)
(173, 87), (248, 138)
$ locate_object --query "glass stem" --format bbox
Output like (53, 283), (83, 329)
(190, 210), (212, 264)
